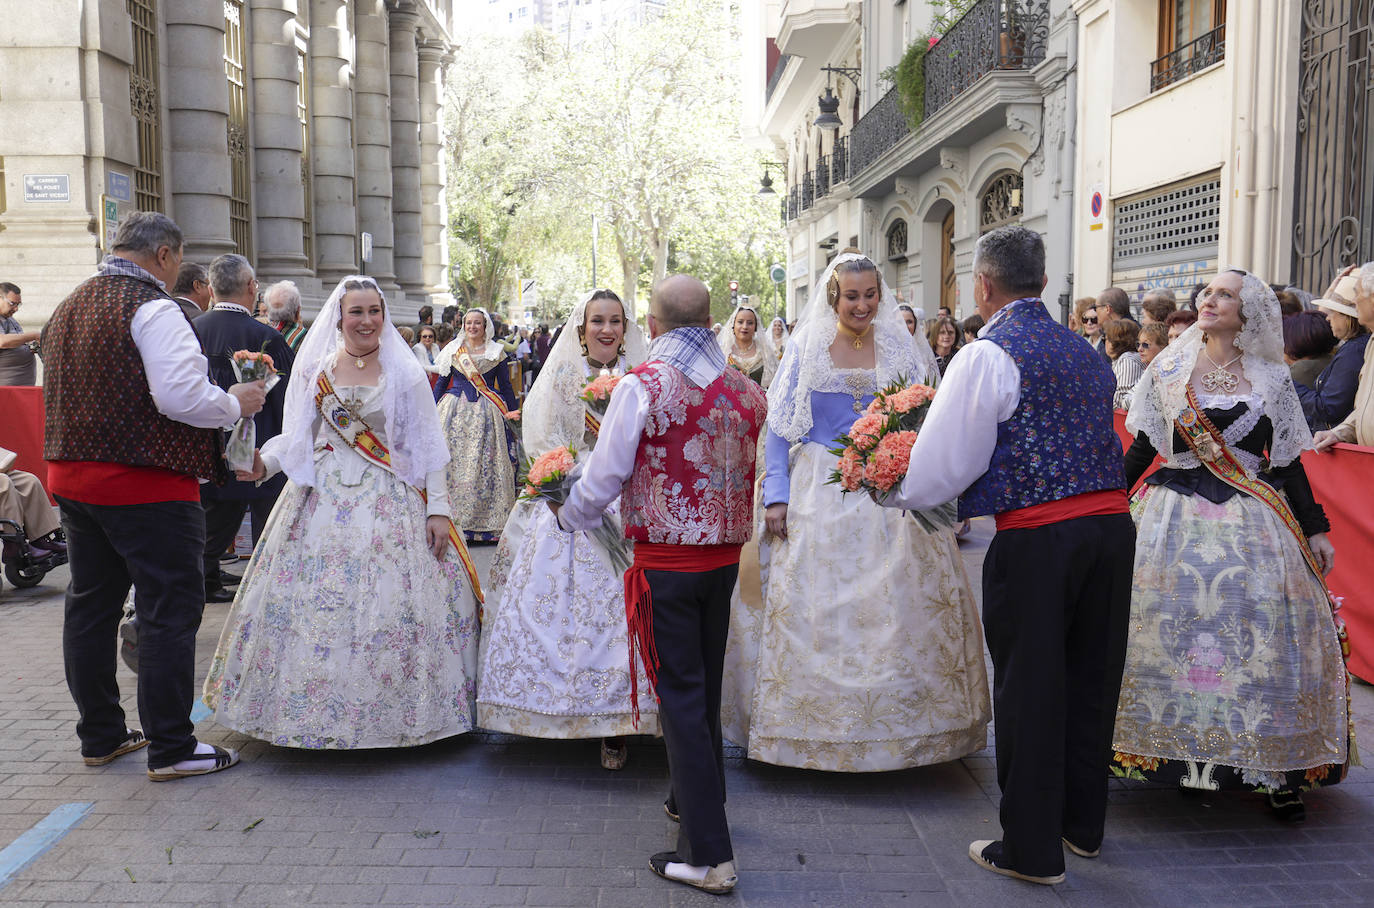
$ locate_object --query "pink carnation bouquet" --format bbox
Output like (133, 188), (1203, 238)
(224, 341), (282, 472)
(520, 444), (630, 573)
(580, 373), (621, 416)
(826, 378), (957, 531)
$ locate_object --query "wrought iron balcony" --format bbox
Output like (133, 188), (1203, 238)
(924, 0), (1050, 120)
(801, 171), (815, 211)
(815, 154), (832, 199)
(1150, 24), (1225, 92)
(832, 135), (849, 183)
(848, 0), (1049, 180)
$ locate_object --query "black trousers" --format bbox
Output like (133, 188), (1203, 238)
(981, 513), (1134, 877)
(57, 496), (206, 769)
(202, 488), (276, 587)
(646, 564), (736, 867)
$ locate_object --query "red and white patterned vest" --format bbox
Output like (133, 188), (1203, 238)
(620, 361), (768, 545)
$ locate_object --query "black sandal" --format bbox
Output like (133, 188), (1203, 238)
(147, 744), (240, 781)
(1268, 790), (1305, 823)
(83, 728), (148, 766)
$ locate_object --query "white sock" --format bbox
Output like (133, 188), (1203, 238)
(171, 741), (218, 770)
(664, 862), (710, 882)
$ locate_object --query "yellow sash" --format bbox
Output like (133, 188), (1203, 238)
(315, 372), (485, 605)
(457, 349), (512, 418)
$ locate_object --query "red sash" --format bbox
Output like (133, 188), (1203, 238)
(623, 542), (742, 727)
(315, 372), (485, 606)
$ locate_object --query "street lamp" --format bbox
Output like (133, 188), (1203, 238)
(813, 66), (861, 132)
(758, 162), (784, 195)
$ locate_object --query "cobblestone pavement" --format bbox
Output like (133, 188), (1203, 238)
(2, 518), (1372, 907)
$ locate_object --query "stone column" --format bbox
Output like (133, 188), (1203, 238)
(308, 0), (358, 281)
(164, 4), (236, 261)
(388, 4), (425, 298)
(352, 0), (398, 291)
(417, 41), (453, 306)
(250, 0), (310, 275)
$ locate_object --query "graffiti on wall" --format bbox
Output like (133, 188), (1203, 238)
(1114, 260), (1215, 301)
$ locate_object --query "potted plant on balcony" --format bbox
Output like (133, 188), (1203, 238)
(884, 0), (977, 129)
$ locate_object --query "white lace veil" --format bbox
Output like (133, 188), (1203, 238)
(262, 276), (450, 488)
(1126, 268), (1312, 467)
(768, 252), (939, 443)
(768, 316), (790, 357)
(521, 290), (648, 458)
(718, 304), (777, 386)
(433, 306), (501, 374)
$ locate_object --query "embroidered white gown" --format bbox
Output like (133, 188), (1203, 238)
(478, 357), (658, 737)
(202, 375), (480, 749)
(721, 366), (991, 772)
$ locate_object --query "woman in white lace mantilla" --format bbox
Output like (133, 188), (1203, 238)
(720, 252), (990, 772)
(433, 307), (520, 542)
(1112, 269), (1349, 822)
(202, 277), (480, 749)
(719, 305), (776, 388)
(478, 290), (657, 768)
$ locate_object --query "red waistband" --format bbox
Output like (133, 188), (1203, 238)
(46, 460), (200, 505)
(631, 542), (743, 572)
(994, 489), (1129, 531)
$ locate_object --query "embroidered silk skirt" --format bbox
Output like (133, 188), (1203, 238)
(438, 392), (517, 540)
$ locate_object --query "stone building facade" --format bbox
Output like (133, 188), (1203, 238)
(0, 0), (457, 323)
(743, 0), (1077, 324)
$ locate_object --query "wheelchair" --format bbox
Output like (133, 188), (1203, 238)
(0, 517), (67, 592)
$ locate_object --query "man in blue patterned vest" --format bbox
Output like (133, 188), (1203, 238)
(882, 225), (1133, 885)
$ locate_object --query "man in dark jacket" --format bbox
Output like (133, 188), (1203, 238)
(194, 254), (293, 601)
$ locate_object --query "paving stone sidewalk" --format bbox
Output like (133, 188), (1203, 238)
(1, 519), (1371, 907)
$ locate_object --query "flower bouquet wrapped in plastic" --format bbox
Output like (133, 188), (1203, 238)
(521, 445), (631, 574)
(826, 378), (958, 533)
(579, 373), (621, 417)
(224, 344), (281, 472)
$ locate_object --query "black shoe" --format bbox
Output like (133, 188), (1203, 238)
(664, 798), (679, 823)
(968, 840), (1064, 885)
(205, 587), (235, 603)
(216, 570), (240, 588)
(648, 852), (736, 893)
(1268, 791), (1305, 823)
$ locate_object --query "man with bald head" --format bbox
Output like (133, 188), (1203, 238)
(557, 275), (768, 894)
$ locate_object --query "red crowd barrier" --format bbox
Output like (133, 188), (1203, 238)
(1114, 410), (1374, 682)
(0, 386), (52, 504)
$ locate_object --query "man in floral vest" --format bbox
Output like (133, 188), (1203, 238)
(881, 225), (1132, 886)
(556, 275), (767, 894)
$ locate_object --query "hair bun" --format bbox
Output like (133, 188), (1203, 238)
(840, 246), (864, 256)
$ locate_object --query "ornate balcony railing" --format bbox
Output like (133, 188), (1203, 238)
(815, 153), (832, 199)
(849, 85), (908, 177)
(801, 171), (815, 211)
(786, 185), (800, 221)
(848, 0), (1049, 180)
(1150, 23), (1225, 92)
(832, 135), (849, 183)
(924, 0), (1050, 120)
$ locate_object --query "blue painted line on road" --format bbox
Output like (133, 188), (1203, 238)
(0, 802), (94, 890)
(190, 699), (212, 722)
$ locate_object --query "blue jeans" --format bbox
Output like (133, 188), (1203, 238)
(58, 496), (206, 769)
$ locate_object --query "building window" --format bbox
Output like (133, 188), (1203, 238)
(979, 171), (1024, 233)
(886, 219), (908, 259)
(224, 0), (252, 259)
(1112, 172), (1221, 272)
(126, 0), (163, 212)
(297, 49), (314, 268)
(1152, 0), (1226, 91)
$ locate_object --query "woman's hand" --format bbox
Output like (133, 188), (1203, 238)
(426, 516), (451, 560)
(234, 450), (266, 482)
(764, 503), (788, 541)
(1309, 532), (1335, 575)
(1312, 430), (1340, 453)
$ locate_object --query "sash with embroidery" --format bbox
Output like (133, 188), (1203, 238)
(456, 349), (512, 418)
(1173, 383), (1358, 764)
(315, 371), (485, 606)
(583, 404), (601, 437)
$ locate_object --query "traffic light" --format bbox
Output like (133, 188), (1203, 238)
(729, 279), (739, 304)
